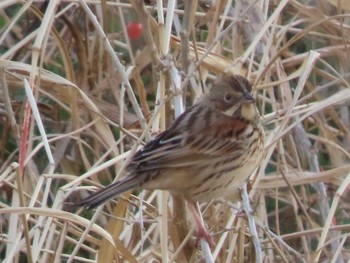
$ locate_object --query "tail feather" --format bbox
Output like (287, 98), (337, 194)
(78, 176), (140, 209)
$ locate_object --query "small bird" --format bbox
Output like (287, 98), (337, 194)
(78, 74), (264, 243)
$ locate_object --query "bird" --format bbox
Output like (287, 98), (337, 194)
(77, 74), (265, 244)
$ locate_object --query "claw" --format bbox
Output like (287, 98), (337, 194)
(195, 223), (215, 247)
(188, 201), (215, 247)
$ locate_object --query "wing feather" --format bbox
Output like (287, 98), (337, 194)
(127, 107), (252, 172)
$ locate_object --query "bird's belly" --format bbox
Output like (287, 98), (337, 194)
(146, 135), (264, 203)
(185, 151), (263, 202)
(188, 166), (254, 202)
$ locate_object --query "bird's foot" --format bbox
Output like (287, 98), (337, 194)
(195, 223), (215, 247)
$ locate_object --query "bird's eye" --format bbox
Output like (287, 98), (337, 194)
(224, 93), (232, 102)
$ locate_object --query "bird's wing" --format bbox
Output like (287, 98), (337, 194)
(127, 109), (251, 172)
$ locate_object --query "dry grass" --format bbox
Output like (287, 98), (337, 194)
(1, 0), (350, 262)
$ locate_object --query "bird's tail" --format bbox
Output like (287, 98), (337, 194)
(77, 176), (140, 209)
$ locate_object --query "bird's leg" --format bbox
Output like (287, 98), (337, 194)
(187, 201), (214, 247)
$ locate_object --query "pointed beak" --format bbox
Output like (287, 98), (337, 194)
(243, 93), (255, 104)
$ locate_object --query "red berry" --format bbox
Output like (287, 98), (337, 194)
(127, 22), (143, 41)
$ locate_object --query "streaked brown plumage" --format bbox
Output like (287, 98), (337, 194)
(78, 75), (264, 212)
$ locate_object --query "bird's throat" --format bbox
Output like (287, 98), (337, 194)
(241, 104), (256, 120)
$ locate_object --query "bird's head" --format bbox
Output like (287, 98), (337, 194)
(204, 75), (258, 121)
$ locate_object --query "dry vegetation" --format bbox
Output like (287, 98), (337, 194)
(1, 0), (350, 262)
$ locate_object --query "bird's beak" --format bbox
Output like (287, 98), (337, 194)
(243, 93), (255, 104)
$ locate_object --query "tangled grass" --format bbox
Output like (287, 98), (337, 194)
(1, 0), (350, 262)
